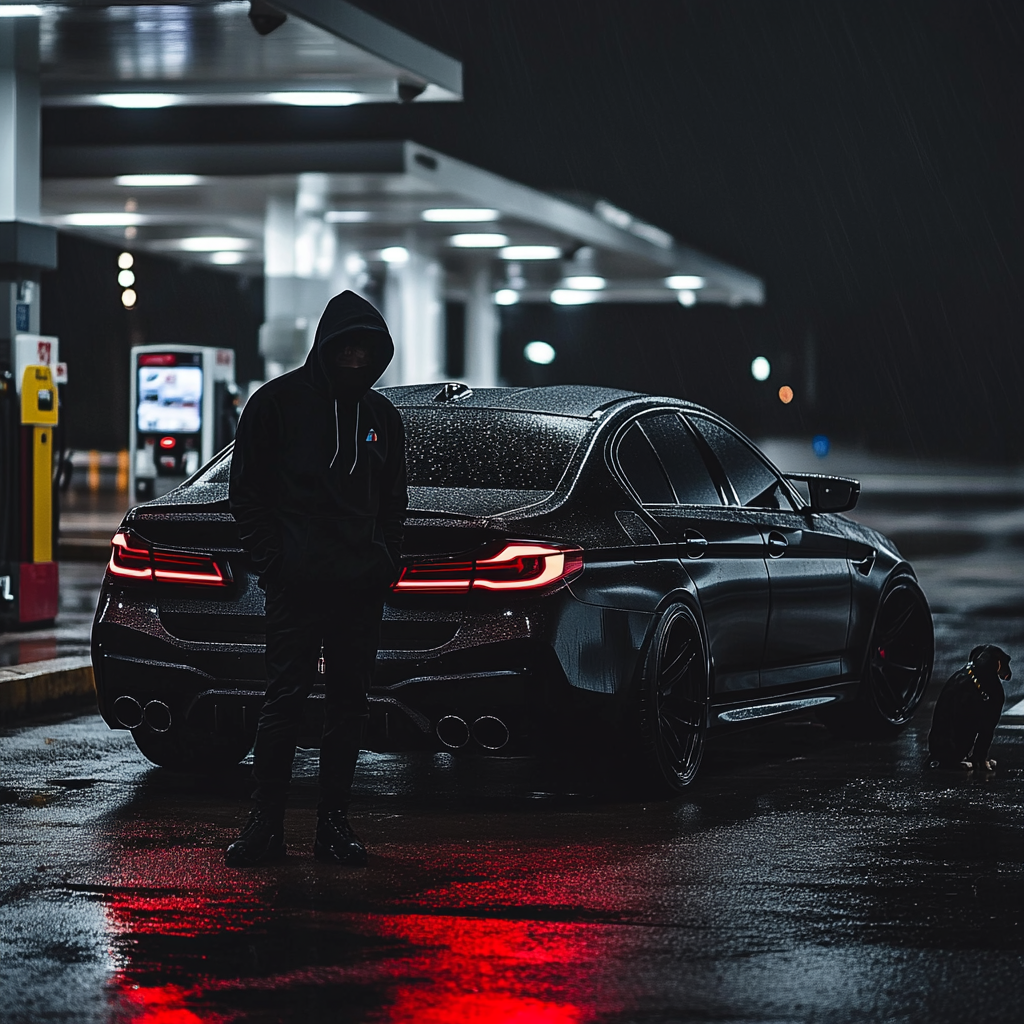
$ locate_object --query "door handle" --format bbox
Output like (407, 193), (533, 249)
(767, 531), (788, 558)
(682, 530), (708, 558)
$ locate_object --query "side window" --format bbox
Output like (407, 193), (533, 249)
(641, 412), (721, 505)
(614, 422), (674, 505)
(688, 415), (795, 510)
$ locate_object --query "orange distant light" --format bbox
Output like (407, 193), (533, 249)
(778, 385), (794, 404)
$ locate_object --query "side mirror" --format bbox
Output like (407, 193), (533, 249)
(785, 473), (860, 513)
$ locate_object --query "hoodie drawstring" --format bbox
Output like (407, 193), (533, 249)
(329, 399), (341, 469)
(350, 404), (360, 475)
(329, 399), (361, 475)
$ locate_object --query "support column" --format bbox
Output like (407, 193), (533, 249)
(259, 175), (335, 380)
(380, 242), (444, 387)
(1, 13), (59, 629)
(464, 260), (499, 388)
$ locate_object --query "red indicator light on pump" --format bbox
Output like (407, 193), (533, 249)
(159, 436), (176, 449)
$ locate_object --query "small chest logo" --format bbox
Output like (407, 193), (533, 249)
(365, 429), (377, 442)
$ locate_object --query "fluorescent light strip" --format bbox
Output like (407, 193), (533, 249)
(96, 94), (181, 109)
(179, 237), (253, 252)
(665, 275), (706, 289)
(563, 275), (605, 290)
(325, 211), (371, 223)
(266, 92), (361, 106)
(115, 174), (202, 187)
(423, 209), (499, 222)
(59, 213), (145, 226)
(551, 289), (597, 305)
(449, 233), (508, 248)
(502, 245), (561, 260)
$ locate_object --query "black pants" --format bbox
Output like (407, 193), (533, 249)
(252, 582), (384, 814)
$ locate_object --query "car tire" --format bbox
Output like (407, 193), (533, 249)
(820, 574), (933, 738)
(132, 727), (253, 773)
(634, 603), (709, 795)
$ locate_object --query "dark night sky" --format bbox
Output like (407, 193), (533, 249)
(43, 1), (1024, 460)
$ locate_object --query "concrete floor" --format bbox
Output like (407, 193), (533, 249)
(2, 484), (1023, 1022)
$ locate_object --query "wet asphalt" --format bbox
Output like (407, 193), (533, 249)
(2, 498), (1024, 1023)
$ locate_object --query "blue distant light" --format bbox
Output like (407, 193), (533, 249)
(812, 435), (830, 458)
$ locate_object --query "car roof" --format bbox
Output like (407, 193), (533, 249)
(379, 383), (710, 420)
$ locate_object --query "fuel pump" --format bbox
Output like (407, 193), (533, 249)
(129, 345), (239, 502)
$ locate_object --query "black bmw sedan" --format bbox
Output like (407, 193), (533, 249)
(91, 383), (933, 793)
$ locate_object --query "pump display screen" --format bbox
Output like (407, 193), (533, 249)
(137, 366), (203, 434)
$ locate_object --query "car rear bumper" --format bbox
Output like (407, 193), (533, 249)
(92, 585), (587, 754)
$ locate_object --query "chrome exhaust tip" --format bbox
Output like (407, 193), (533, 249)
(113, 695), (143, 729)
(471, 715), (510, 751)
(143, 700), (172, 733)
(436, 715), (470, 749)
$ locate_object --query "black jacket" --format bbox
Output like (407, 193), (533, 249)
(229, 291), (407, 590)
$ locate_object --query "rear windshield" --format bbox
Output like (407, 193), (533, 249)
(187, 410), (590, 493)
(402, 409), (590, 491)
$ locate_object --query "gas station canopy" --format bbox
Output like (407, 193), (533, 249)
(42, 140), (764, 307)
(35, 0), (462, 106)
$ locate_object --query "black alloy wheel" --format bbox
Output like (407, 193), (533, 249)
(822, 575), (933, 737)
(864, 577), (933, 727)
(132, 726), (253, 773)
(637, 604), (709, 794)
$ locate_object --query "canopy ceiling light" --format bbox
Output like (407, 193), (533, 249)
(210, 251), (248, 265)
(449, 233), (508, 248)
(58, 212), (146, 226)
(665, 275), (706, 290)
(551, 289), (597, 306)
(165, 237), (254, 252)
(325, 211), (372, 223)
(502, 245), (561, 261)
(265, 91), (361, 106)
(115, 174), (203, 187)
(96, 94), (181, 109)
(563, 275), (606, 290)
(423, 209), (499, 222)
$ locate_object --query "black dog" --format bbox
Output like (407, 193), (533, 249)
(928, 645), (1011, 771)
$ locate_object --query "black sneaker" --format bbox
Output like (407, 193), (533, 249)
(225, 809), (286, 867)
(314, 811), (368, 866)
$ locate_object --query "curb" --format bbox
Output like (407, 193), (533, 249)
(0, 656), (96, 721)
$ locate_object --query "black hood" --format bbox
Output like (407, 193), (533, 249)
(304, 290), (393, 401)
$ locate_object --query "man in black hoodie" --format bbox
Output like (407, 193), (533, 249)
(225, 291), (407, 867)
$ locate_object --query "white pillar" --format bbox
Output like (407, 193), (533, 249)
(0, 15), (40, 223)
(1, 15), (52, 352)
(259, 176), (334, 380)
(380, 244), (444, 386)
(464, 261), (499, 387)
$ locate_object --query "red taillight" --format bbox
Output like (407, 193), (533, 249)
(108, 532), (152, 579)
(108, 530), (228, 586)
(392, 542), (583, 595)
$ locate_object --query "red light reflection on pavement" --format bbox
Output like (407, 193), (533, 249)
(112, 983), (227, 1024)
(364, 913), (604, 1024)
(102, 845), (271, 1022)
(99, 842), (629, 1022)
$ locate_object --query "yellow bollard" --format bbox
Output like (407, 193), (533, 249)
(88, 449), (100, 493)
(116, 449), (129, 493)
